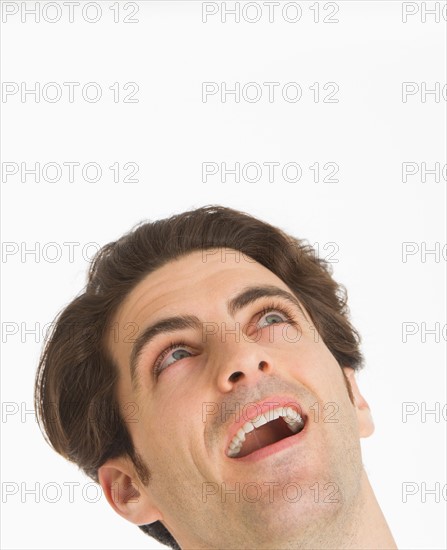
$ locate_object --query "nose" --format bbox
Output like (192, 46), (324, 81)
(212, 336), (273, 392)
(227, 361), (268, 382)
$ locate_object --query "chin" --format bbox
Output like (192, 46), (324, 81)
(226, 480), (345, 536)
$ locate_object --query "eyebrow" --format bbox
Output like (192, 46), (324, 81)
(128, 284), (306, 389)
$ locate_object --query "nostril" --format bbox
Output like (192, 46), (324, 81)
(258, 361), (267, 371)
(228, 371), (243, 383)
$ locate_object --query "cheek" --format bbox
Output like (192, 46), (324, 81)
(287, 327), (335, 370)
(131, 411), (177, 474)
(286, 332), (351, 403)
(134, 398), (198, 457)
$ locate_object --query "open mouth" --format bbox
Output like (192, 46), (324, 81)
(226, 407), (306, 459)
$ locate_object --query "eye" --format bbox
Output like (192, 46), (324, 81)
(256, 303), (296, 329)
(153, 341), (193, 376)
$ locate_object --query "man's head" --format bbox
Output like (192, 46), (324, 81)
(35, 205), (373, 549)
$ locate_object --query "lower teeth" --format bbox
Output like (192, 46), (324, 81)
(227, 418), (304, 457)
(286, 420), (302, 433)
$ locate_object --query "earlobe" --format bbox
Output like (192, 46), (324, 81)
(342, 367), (375, 438)
(98, 458), (163, 526)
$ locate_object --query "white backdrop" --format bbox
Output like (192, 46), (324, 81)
(1, 1), (446, 549)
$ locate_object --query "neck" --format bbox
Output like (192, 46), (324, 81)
(179, 470), (397, 550)
(325, 470), (397, 550)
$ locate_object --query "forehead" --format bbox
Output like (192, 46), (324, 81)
(114, 248), (288, 326)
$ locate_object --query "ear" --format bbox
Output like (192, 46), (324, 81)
(342, 367), (374, 438)
(98, 458), (163, 526)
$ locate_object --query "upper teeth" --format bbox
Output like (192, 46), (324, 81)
(227, 406), (304, 458)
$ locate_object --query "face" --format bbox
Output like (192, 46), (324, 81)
(101, 249), (372, 549)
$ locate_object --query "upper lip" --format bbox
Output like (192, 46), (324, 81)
(224, 394), (306, 454)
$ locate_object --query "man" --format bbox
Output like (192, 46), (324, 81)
(35, 205), (397, 549)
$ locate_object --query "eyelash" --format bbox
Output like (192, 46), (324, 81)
(152, 301), (298, 377)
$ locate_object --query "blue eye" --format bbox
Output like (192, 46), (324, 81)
(153, 342), (193, 375)
(258, 309), (290, 327)
(257, 302), (295, 328)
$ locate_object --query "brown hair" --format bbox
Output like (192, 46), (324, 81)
(34, 205), (364, 549)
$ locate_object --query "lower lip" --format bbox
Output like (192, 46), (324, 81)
(228, 421), (308, 463)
